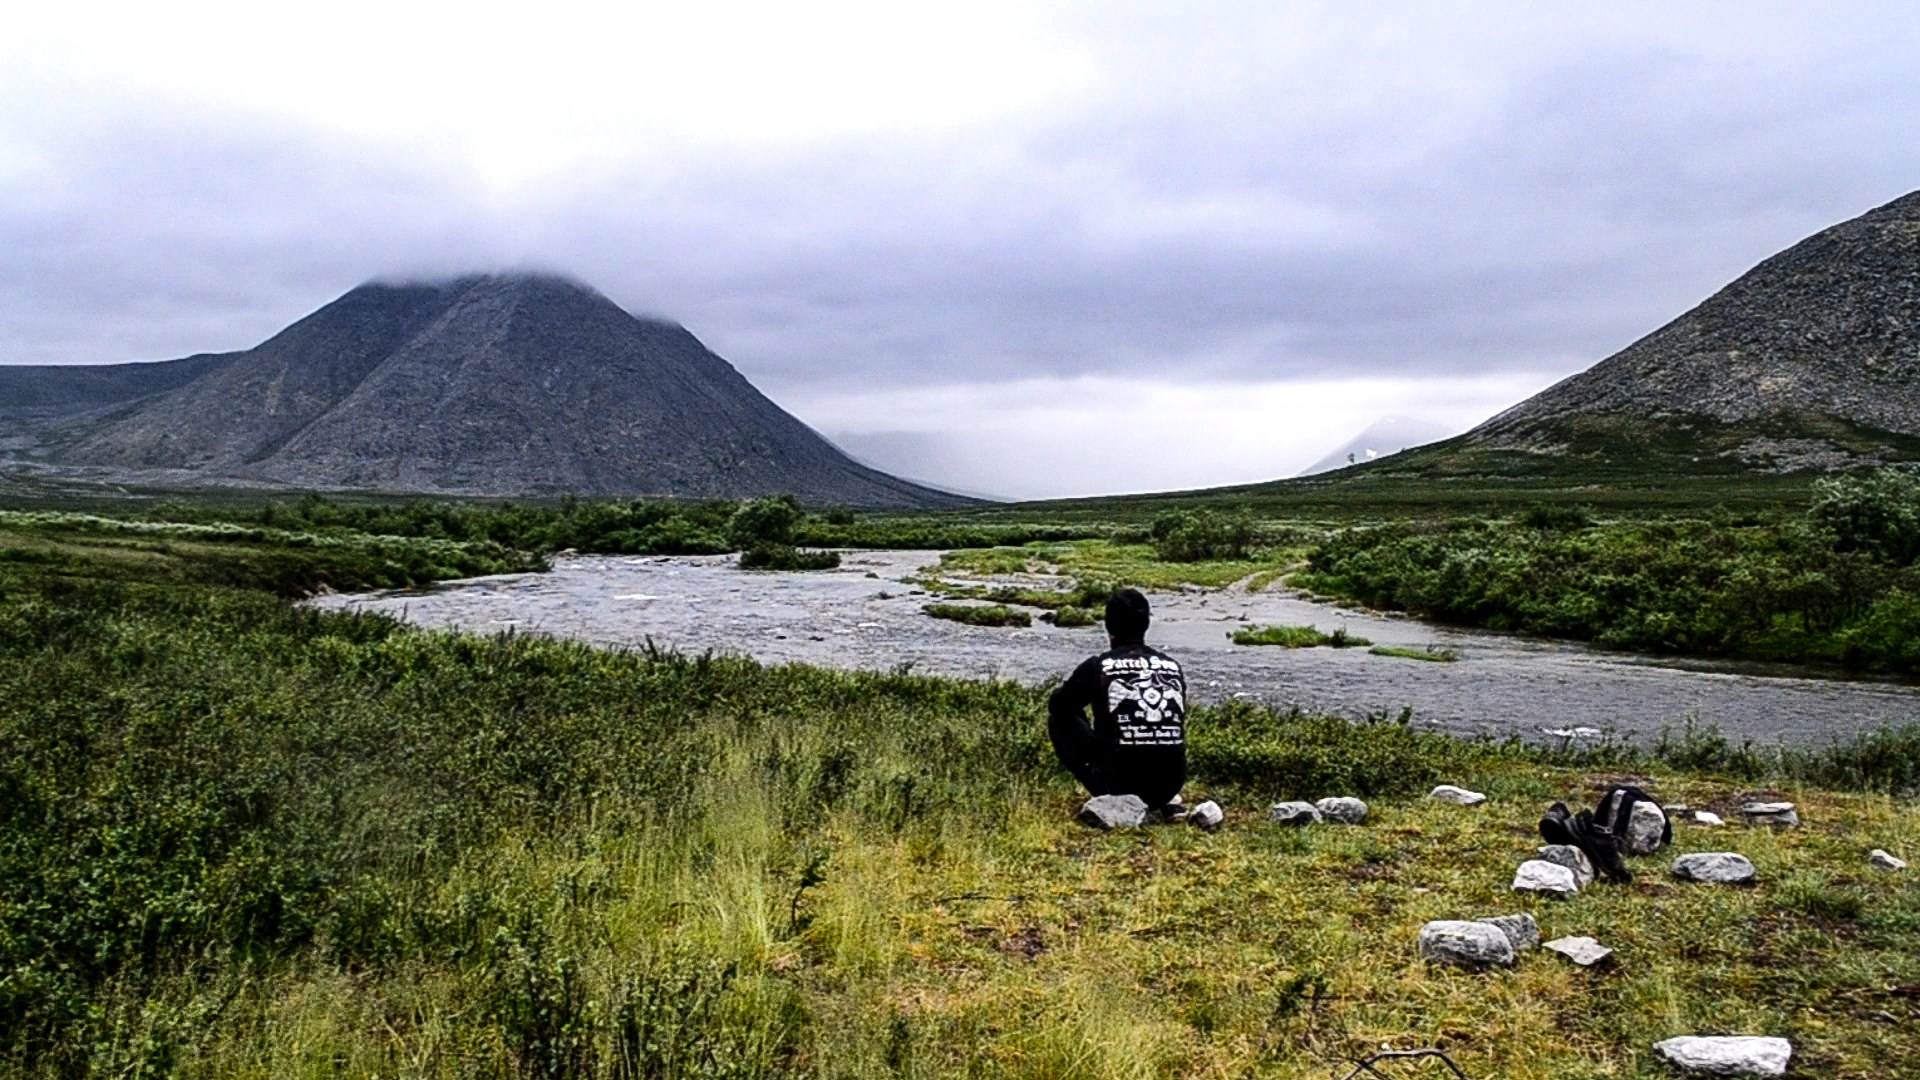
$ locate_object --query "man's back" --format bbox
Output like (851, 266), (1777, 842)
(1048, 617), (1187, 808)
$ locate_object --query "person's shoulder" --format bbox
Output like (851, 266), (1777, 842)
(1140, 643), (1184, 671)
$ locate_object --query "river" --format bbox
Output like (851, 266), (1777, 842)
(310, 550), (1920, 748)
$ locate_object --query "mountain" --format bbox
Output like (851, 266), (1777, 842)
(0, 275), (971, 507)
(1297, 416), (1455, 476)
(1438, 189), (1920, 474)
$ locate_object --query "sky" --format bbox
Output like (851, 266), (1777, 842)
(5, 2), (1920, 499)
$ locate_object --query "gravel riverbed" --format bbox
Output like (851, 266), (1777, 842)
(311, 550), (1920, 748)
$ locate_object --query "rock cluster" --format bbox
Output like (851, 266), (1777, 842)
(1417, 920), (1515, 970)
(1536, 844), (1596, 887)
(1475, 913), (1539, 952)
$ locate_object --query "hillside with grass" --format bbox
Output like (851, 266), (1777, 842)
(1, 498), (1917, 1077)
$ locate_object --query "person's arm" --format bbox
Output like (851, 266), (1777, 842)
(1047, 657), (1112, 747)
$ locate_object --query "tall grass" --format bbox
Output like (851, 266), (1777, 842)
(4, 533), (1919, 1076)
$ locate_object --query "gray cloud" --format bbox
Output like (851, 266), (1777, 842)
(4, 3), (1920, 424)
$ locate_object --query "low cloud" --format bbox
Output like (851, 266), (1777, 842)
(4, 4), (1920, 495)
(790, 372), (1560, 500)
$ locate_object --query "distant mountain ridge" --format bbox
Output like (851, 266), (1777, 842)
(1445, 189), (1920, 473)
(0, 275), (971, 507)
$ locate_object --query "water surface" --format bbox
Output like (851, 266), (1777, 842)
(312, 551), (1920, 748)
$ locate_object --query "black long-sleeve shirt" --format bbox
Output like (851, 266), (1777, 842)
(1046, 640), (1186, 805)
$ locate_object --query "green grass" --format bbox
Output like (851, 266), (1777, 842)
(922, 603), (1034, 627)
(1232, 624), (1372, 648)
(4, 507), (1920, 1076)
(1368, 644), (1459, 662)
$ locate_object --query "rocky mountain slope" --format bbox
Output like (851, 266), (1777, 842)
(1449, 189), (1920, 473)
(1, 275), (969, 506)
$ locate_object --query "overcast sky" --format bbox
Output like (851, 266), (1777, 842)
(5, 2), (1920, 498)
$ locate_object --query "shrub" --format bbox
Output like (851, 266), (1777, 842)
(727, 495), (803, 551)
(922, 604), (1032, 627)
(1187, 704), (1445, 799)
(1808, 468), (1920, 564)
(1150, 509), (1255, 562)
(1046, 606), (1099, 628)
(738, 544), (841, 571)
(1231, 624), (1370, 648)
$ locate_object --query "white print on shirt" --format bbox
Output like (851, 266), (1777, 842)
(1101, 653), (1186, 747)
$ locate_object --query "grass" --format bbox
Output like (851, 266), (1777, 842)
(1233, 624), (1373, 649)
(1368, 644), (1459, 662)
(4, 505), (1920, 1076)
(923, 603), (1034, 628)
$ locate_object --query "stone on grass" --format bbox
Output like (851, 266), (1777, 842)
(1693, 810), (1725, 827)
(1671, 852), (1756, 885)
(1542, 935), (1612, 967)
(1187, 800), (1225, 832)
(1512, 859), (1580, 896)
(1078, 794), (1148, 831)
(1626, 800), (1670, 855)
(1475, 913), (1539, 952)
(1537, 844), (1596, 887)
(1417, 920), (1515, 970)
(1869, 848), (1907, 872)
(1741, 801), (1799, 828)
(1429, 784), (1487, 806)
(1652, 1035), (1792, 1077)
(1269, 800), (1323, 826)
(1315, 796), (1369, 824)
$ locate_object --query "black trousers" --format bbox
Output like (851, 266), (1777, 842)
(1047, 711), (1184, 807)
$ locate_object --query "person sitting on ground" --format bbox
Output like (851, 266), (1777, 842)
(1047, 588), (1187, 813)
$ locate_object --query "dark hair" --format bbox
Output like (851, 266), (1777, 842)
(1104, 587), (1151, 640)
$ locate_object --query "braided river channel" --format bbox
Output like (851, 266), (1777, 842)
(311, 550), (1920, 749)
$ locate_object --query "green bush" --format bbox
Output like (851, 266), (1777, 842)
(1150, 509), (1254, 562)
(1046, 606), (1099, 628)
(738, 544), (841, 571)
(1231, 624), (1370, 648)
(922, 604), (1032, 627)
(1186, 704), (1445, 799)
(1809, 468), (1920, 564)
(727, 495), (804, 551)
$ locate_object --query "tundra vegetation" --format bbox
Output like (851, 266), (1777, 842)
(1, 486), (1918, 1077)
(1294, 469), (1920, 673)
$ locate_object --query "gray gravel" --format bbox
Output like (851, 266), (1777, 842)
(310, 550), (1920, 748)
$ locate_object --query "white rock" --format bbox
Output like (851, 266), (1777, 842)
(1417, 920), (1515, 969)
(1475, 913), (1539, 952)
(1869, 848), (1907, 872)
(1429, 784), (1487, 806)
(1625, 800), (1669, 855)
(1671, 852), (1757, 885)
(1512, 859), (1580, 896)
(1542, 935), (1612, 966)
(1314, 796), (1369, 824)
(1077, 794), (1148, 831)
(1741, 801), (1800, 828)
(1536, 844), (1597, 887)
(1693, 810), (1726, 827)
(1653, 1035), (1792, 1077)
(1187, 800), (1225, 832)
(1269, 800), (1323, 826)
